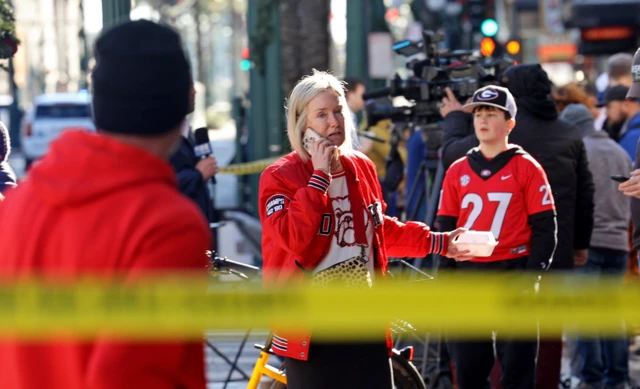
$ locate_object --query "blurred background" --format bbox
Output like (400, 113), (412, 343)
(4, 0), (636, 171)
(1, 0), (637, 262)
(1, 0), (637, 272)
(2, 1), (640, 387)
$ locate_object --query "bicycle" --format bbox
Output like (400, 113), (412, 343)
(205, 250), (427, 389)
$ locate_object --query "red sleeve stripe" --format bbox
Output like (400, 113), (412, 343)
(308, 181), (328, 192)
(311, 173), (330, 187)
(309, 176), (329, 189)
(272, 334), (288, 344)
(308, 173), (331, 193)
(430, 232), (445, 255)
(271, 342), (288, 351)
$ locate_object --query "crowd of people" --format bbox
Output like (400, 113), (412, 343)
(434, 51), (640, 389)
(0, 16), (640, 389)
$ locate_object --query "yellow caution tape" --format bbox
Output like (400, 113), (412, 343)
(0, 274), (637, 340)
(218, 157), (282, 175)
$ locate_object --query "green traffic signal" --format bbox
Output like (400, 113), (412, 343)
(240, 59), (251, 71)
(480, 19), (499, 37)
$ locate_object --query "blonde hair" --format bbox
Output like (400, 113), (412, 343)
(285, 70), (354, 161)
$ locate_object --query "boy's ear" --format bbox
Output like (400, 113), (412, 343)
(506, 118), (516, 133)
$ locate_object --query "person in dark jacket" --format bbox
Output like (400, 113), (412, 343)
(440, 64), (595, 389)
(619, 47), (640, 268)
(561, 104), (631, 389)
(0, 122), (17, 193)
(169, 79), (218, 227)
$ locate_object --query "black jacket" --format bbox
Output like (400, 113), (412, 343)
(0, 161), (16, 193)
(169, 136), (214, 223)
(441, 107), (595, 270)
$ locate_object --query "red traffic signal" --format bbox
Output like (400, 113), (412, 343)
(480, 37), (496, 57)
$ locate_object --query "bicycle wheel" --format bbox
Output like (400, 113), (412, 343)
(392, 353), (427, 389)
(269, 356), (425, 389)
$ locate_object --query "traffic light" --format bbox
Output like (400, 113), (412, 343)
(469, 0), (497, 36)
(480, 18), (499, 37)
(506, 40), (521, 56)
(239, 60), (251, 71)
(468, 0), (487, 32)
(480, 37), (496, 57)
(240, 47), (251, 71)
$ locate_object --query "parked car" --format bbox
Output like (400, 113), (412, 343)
(20, 92), (95, 167)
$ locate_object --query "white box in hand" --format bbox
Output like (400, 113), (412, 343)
(452, 230), (498, 258)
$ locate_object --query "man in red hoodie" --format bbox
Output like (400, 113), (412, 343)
(0, 20), (210, 389)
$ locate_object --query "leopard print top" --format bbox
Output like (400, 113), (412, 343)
(310, 256), (372, 288)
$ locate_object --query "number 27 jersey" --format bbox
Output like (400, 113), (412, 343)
(437, 146), (556, 262)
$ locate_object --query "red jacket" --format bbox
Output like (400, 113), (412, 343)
(258, 151), (448, 361)
(0, 131), (211, 389)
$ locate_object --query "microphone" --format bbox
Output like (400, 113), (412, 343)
(194, 127), (216, 184)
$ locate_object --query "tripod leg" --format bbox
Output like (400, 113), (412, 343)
(205, 338), (251, 383)
(407, 161), (429, 222)
(222, 329), (252, 388)
(425, 160), (445, 227)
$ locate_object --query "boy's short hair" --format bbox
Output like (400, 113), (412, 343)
(463, 86), (517, 119)
(472, 104), (512, 120)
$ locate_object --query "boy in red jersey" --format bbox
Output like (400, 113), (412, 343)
(437, 85), (558, 389)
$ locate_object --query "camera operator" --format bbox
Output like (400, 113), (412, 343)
(440, 64), (595, 389)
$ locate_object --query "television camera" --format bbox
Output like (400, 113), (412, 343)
(363, 30), (516, 158)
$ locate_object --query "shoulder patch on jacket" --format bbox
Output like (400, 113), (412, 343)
(266, 195), (289, 217)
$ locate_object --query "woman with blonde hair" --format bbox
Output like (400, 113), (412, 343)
(258, 70), (469, 388)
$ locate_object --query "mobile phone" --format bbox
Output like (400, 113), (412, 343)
(610, 175), (630, 183)
(302, 128), (322, 152)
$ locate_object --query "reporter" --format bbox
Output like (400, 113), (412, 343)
(258, 70), (470, 389)
(170, 76), (219, 226)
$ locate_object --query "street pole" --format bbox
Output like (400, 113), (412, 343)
(246, 0), (282, 216)
(369, 0), (389, 90)
(345, 0), (367, 81)
(346, 0), (390, 90)
(102, 0), (130, 29)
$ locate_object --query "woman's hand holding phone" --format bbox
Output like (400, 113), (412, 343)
(304, 129), (335, 173)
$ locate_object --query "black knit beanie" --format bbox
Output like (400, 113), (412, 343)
(91, 20), (191, 136)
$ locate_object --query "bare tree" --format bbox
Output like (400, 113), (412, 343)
(193, 0), (208, 104)
(279, 0), (330, 97)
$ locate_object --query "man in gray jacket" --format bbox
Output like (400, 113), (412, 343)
(561, 103), (631, 389)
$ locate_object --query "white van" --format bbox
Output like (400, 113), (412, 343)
(20, 92), (95, 166)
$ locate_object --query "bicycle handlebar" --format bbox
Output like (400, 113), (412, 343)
(206, 251), (261, 279)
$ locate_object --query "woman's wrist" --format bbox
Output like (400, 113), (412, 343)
(308, 169), (332, 193)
